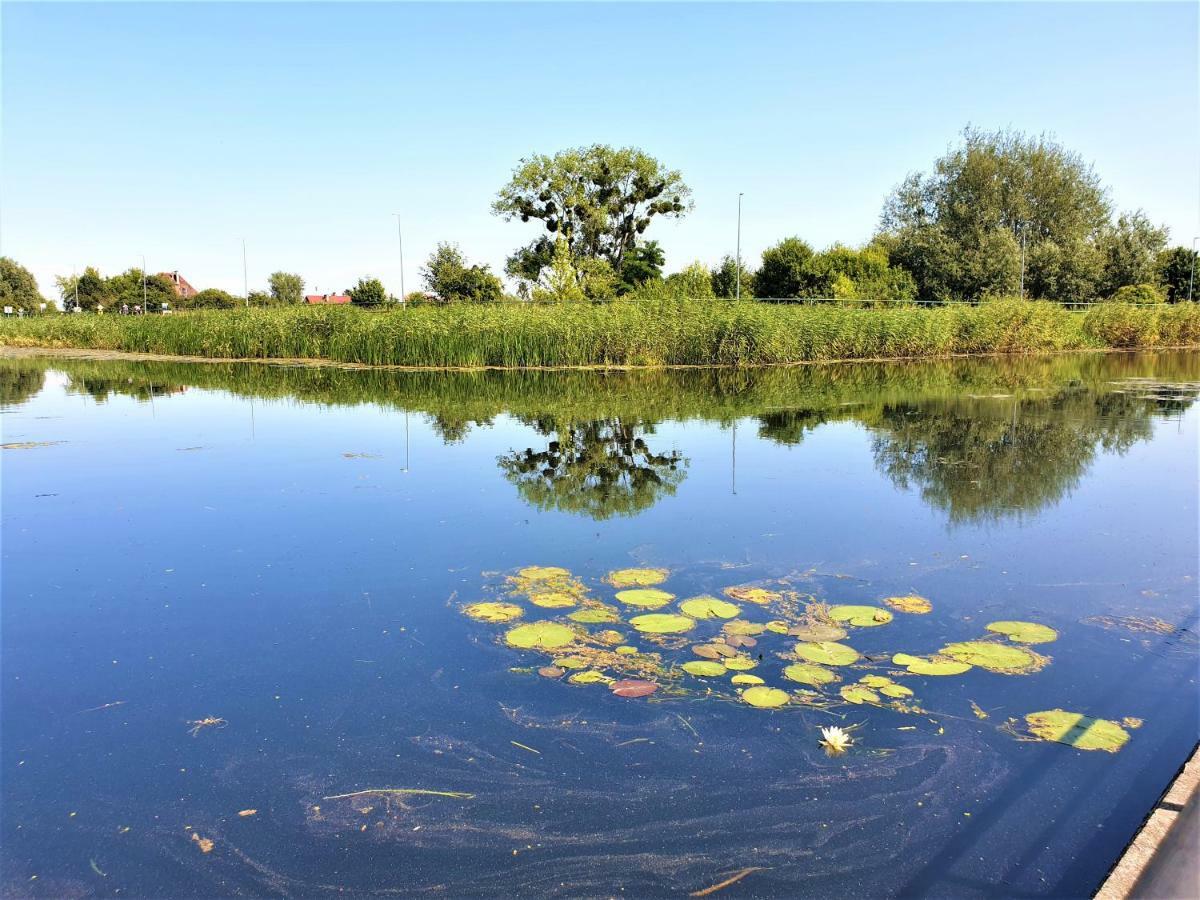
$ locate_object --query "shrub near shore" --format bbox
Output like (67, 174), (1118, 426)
(1, 300), (1197, 368)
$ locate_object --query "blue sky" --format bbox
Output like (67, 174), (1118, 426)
(2, 2), (1197, 300)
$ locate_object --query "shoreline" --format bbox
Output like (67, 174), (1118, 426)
(5, 343), (1199, 374)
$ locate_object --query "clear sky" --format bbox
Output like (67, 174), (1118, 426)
(2, 2), (1197, 301)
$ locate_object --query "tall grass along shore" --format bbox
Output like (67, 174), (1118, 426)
(2, 300), (1198, 369)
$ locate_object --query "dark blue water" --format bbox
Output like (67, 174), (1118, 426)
(2, 351), (1197, 898)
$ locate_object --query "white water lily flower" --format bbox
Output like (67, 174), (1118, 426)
(819, 725), (854, 755)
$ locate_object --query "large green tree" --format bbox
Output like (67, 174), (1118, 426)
(347, 277), (390, 307)
(268, 271), (305, 305)
(755, 237), (816, 299)
(0, 257), (45, 312)
(185, 287), (241, 309)
(493, 145), (691, 284)
(421, 244), (503, 303)
(71, 268), (112, 311)
(711, 255), (755, 299)
(1157, 246), (1199, 303)
(617, 240), (665, 294)
(1095, 211), (1169, 297)
(106, 269), (176, 309)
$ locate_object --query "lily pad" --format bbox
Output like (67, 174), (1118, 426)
(595, 630), (625, 645)
(682, 660), (726, 677)
(724, 586), (781, 604)
(741, 686), (790, 708)
(884, 595), (933, 614)
(568, 606), (621, 624)
(679, 596), (741, 619)
(610, 679), (659, 698)
(794, 641), (860, 666)
(569, 670), (612, 685)
(731, 674), (765, 685)
(859, 675), (891, 688)
(940, 641), (1047, 674)
(724, 634), (757, 649)
(538, 666), (565, 678)
(1025, 709), (1130, 752)
(616, 645), (638, 655)
(692, 645), (724, 660)
(986, 621), (1059, 644)
(893, 653), (972, 676)
(505, 622), (576, 650)
(552, 655), (589, 669)
(463, 602), (524, 623)
(516, 566), (571, 581)
(528, 590), (578, 608)
(616, 588), (675, 609)
(630, 613), (695, 634)
(788, 622), (848, 642)
(880, 682), (914, 698)
(606, 567), (669, 588)
(840, 685), (880, 704)
(828, 605), (894, 627)
(783, 663), (838, 686)
(724, 657), (758, 671)
(765, 620), (790, 634)
(723, 619), (766, 636)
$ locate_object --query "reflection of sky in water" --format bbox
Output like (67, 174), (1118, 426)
(1, 355), (1197, 898)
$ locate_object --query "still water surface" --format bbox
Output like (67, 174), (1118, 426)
(2, 351), (1198, 898)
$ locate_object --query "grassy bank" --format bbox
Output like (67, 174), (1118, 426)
(2, 300), (1198, 367)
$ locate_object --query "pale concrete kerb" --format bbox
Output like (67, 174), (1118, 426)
(1095, 745), (1200, 899)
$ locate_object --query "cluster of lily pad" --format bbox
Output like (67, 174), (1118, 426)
(461, 565), (1138, 751)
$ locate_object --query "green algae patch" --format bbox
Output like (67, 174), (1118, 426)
(463, 602), (524, 623)
(783, 663), (838, 687)
(679, 596), (741, 619)
(794, 641), (860, 666)
(723, 586), (781, 605)
(568, 606), (621, 624)
(723, 619), (766, 636)
(682, 660), (727, 677)
(616, 588), (675, 609)
(731, 673), (765, 686)
(1025, 709), (1130, 752)
(941, 641), (1047, 674)
(741, 686), (790, 708)
(884, 595), (933, 614)
(606, 567), (669, 588)
(840, 685), (880, 704)
(829, 605), (894, 627)
(505, 622), (576, 650)
(631, 613), (695, 634)
(986, 621), (1059, 644)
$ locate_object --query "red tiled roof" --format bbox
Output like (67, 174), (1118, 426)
(158, 271), (197, 298)
(305, 294), (351, 305)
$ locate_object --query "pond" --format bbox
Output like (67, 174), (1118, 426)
(2, 350), (1198, 898)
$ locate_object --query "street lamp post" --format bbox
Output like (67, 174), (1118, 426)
(392, 214), (406, 305)
(243, 239), (249, 307)
(736, 193), (744, 301)
(141, 255), (148, 313)
(1189, 236), (1198, 303)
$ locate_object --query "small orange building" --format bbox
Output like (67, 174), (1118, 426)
(305, 294), (351, 305)
(159, 271), (198, 299)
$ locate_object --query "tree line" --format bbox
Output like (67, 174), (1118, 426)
(2, 125), (1194, 313)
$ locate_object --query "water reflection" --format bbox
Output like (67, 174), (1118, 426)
(2, 351), (1196, 524)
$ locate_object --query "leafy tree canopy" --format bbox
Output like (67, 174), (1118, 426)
(268, 271), (305, 305)
(421, 243), (503, 303)
(0, 257), (45, 312)
(185, 288), (241, 309)
(617, 241), (665, 294)
(711, 255), (755, 299)
(347, 277), (390, 307)
(755, 237), (815, 299)
(1157, 246), (1198, 303)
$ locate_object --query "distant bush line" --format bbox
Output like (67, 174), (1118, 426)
(2, 300), (1198, 368)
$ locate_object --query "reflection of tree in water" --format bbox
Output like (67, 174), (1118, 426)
(0, 365), (46, 407)
(869, 385), (1194, 523)
(498, 417), (687, 519)
(67, 376), (187, 404)
(756, 409), (838, 446)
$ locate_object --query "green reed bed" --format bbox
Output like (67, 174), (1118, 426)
(3, 300), (1198, 367)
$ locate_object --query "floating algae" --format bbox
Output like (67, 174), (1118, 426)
(884, 595), (933, 614)
(463, 602), (523, 623)
(1024, 709), (1130, 752)
(986, 621), (1058, 644)
(631, 613), (696, 634)
(740, 686), (790, 708)
(615, 588), (676, 609)
(679, 596), (741, 619)
(794, 641), (860, 666)
(828, 605), (894, 627)
(606, 567), (669, 588)
(940, 641), (1047, 674)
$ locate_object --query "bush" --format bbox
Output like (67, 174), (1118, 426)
(1083, 303), (1159, 348)
(186, 288), (241, 310)
(1107, 283), (1165, 305)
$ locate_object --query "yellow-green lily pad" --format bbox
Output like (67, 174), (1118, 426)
(682, 660), (726, 677)
(789, 622), (848, 642)
(516, 566), (571, 581)
(723, 657), (758, 671)
(528, 590), (578, 608)
(986, 621), (1058, 644)
(616, 588), (675, 609)
(505, 622), (576, 650)
(840, 685), (880, 704)
(765, 620), (790, 634)
(595, 629), (625, 645)
(940, 641), (1047, 674)
(731, 673), (765, 685)
(723, 619), (766, 636)
(880, 682), (914, 698)
(1025, 709), (1130, 752)
(884, 595), (933, 614)
(631, 613), (695, 634)
(568, 606), (621, 624)
(679, 596), (741, 619)
(724, 586), (781, 604)
(568, 670), (612, 685)
(741, 686), (790, 708)
(615, 645), (638, 655)
(463, 602), (524, 623)
(606, 567), (669, 588)
(828, 605), (893, 627)
(552, 655), (589, 669)
(794, 641), (860, 666)
(893, 653), (972, 676)
(783, 663), (838, 686)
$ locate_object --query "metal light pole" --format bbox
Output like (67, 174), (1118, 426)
(392, 214), (406, 305)
(141, 254), (148, 313)
(735, 193), (744, 301)
(243, 239), (249, 306)
(1189, 236), (1198, 303)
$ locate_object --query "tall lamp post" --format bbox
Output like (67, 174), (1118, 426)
(736, 193), (744, 301)
(1189, 236), (1198, 303)
(392, 214), (406, 305)
(141, 254), (148, 313)
(243, 239), (249, 307)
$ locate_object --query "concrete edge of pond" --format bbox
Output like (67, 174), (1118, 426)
(1094, 742), (1200, 899)
(4, 343), (1199, 373)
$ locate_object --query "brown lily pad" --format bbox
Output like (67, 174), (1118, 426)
(610, 680), (659, 698)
